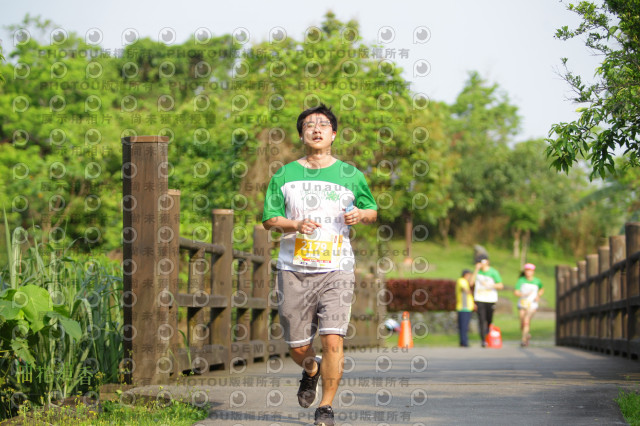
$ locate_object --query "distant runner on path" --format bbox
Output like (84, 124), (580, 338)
(471, 254), (504, 347)
(514, 263), (544, 347)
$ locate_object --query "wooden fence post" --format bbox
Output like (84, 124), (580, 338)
(211, 209), (234, 368)
(233, 257), (253, 364)
(555, 222), (640, 359)
(598, 246), (610, 351)
(187, 248), (207, 372)
(626, 223), (640, 356)
(166, 189), (181, 371)
(556, 265), (569, 345)
(611, 235), (626, 302)
(251, 225), (270, 361)
(121, 135), (170, 385)
(610, 235), (626, 354)
(570, 267), (579, 343)
(586, 254), (598, 346)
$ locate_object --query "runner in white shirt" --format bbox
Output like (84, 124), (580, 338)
(514, 263), (544, 347)
(263, 103), (377, 426)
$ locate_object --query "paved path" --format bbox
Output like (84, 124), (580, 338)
(133, 342), (639, 425)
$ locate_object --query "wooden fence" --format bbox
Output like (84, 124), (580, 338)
(556, 222), (640, 359)
(121, 136), (385, 385)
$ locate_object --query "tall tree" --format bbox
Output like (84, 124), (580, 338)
(0, 13), (454, 258)
(547, 0), (640, 178)
(440, 72), (520, 245)
(218, 12), (453, 255)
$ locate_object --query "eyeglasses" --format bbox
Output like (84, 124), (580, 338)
(302, 121), (332, 130)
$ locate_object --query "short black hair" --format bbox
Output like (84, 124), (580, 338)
(296, 103), (338, 136)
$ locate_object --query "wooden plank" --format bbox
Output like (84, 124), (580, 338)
(176, 293), (227, 308)
(187, 249), (207, 353)
(231, 295), (268, 310)
(233, 249), (267, 265)
(173, 345), (227, 374)
(179, 237), (225, 256)
(231, 341), (254, 364)
(268, 339), (289, 358)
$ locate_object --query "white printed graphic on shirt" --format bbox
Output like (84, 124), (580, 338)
(474, 274), (498, 303)
(518, 282), (540, 310)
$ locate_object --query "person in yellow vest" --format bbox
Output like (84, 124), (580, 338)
(455, 269), (474, 347)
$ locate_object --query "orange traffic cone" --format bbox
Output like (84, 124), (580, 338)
(398, 311), (414, 348)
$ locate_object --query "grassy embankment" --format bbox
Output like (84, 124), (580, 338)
(380, 238), (576, 346)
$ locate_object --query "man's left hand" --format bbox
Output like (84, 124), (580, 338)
(344, 207), (360, 225)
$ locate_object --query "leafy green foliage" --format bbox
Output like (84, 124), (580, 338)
(0, 44), (5, 84)
(0, 215), (123, 420)
(438, 72), (520, 241)
(11, 396), (208, 425)
(616, 389), (640, 426)
(0, 13), (454, 259)
(0, 12), (628, 278)
(547, 0), (640, 178)
(97, 398), (208, 425)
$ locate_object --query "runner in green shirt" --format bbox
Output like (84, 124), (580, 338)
(263, 103), (377, 426)
(514, 263), (544, 347)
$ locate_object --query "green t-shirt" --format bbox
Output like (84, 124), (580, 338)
(262, 160), (377, 272)
(515, 276), (542, 292)
(515, 276), (543, 308)
(474, 267), (502, 303)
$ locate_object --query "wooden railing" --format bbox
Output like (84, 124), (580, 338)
(556, 222), (640, 359)
(121, 136), (385, 385)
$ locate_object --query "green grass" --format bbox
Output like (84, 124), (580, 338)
(386, 312), (556, 347)
(13, 398), (208, 425)
(382, 239), (577, 309)
(616, 389), (640, 426)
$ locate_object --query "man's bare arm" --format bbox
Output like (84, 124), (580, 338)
(262, 216), (321, 234)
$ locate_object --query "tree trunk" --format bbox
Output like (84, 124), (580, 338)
(512, 229), (521, 259)
(438, 217), (450, 249)
(520, 229), (531, 267)
(404, 211), (413, 262)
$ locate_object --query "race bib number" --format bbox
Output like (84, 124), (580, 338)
(293, 231), (343, 267)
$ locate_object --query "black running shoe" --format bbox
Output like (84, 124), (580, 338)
(314, 405), (335, 426)
(297, 358), (321, 408)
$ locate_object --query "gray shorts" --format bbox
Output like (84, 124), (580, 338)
(276, 269), (355, 348)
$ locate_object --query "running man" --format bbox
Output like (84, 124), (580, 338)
(262, 103), (377, 426)
(471, 254), (504, 347)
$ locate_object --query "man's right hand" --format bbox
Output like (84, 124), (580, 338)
(297, 218), (321, 234)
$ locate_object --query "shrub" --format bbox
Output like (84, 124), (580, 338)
(386, 278), (456, 312)
(0, 215), (123, 419)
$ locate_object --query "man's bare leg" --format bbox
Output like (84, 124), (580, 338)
(318, 334), (344, 406)
(290, 344), (319, 376)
